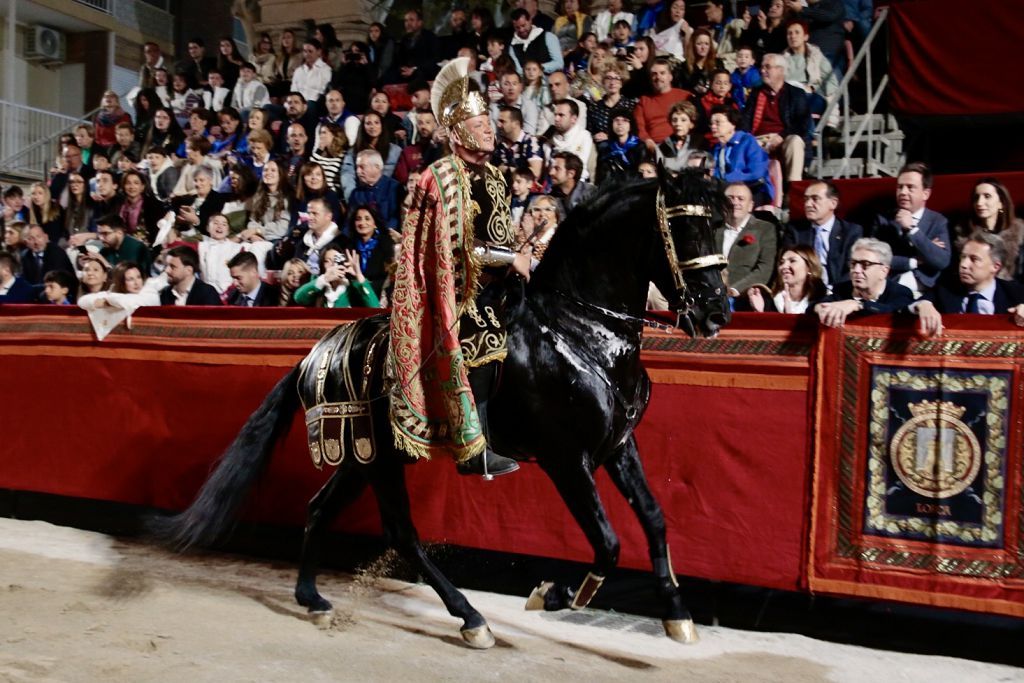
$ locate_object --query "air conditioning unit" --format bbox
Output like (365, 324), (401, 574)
(24, 26), (65, 64)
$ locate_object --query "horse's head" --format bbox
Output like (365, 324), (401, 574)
(651, 167), (731, 338)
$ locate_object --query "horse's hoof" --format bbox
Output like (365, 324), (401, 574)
(311, 610), (334, 629)
(525, 581), (554, 611)
(461, 624), (496, 649)
(664, 619), (699, 643)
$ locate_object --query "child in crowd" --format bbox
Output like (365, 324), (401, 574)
(205, 69), (232, 113)
(700, 70), (739, 147)
(730, 46), (762, 110)
(198, 213), (242, 295)
(43, 270), (77, 305)
(2, 185), (28, 223)
(510, 168), (536, 229)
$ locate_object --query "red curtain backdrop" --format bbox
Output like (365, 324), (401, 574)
(889, 0), (1024, 116)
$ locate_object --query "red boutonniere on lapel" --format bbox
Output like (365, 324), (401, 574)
(739, 234), (756, 246)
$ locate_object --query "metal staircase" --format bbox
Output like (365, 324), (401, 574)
(0, 101), (97, 184)
(809, 7), (905, 179)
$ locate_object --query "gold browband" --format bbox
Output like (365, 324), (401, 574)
(679, 254), (727, 270)
(664, 204), (713, 218)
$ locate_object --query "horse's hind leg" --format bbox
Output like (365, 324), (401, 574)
(367, 458), (495, 649)
(604, 435), (698, 643)
(295, 464), (369, 613)
(527, 461), (620, 613)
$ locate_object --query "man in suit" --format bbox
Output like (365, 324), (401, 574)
(0, 251), (35, 303)
(815, 237), (914, 328)
(783, 179), (861, 291)
(159, 244), (222, 306)
(716, 182), (778, 296)
(225, 251), (279, 307)
(20, 224), (74, 286)
(914, 232), (1024, 336)
(871, 162), (951, 298)
(49, 143), (95, 205)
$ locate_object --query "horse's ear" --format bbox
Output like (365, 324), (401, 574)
(655, 159), (673, 188)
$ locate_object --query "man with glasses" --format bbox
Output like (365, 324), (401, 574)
(97, 215), (151, 274)
(783, 179), (861, 290)
(741, 53), (811, 182)
(814, 238), (913, 328)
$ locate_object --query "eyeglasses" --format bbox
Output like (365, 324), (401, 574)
(531, 206), (556, 212)
(848, 259), (884, 270)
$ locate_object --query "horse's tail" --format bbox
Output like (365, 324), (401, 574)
(149, 363), (302, 549)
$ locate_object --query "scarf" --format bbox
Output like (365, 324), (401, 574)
(355, 231), (379, 273)
(608, 135), (640, 164)
(96, 107), (127, 127)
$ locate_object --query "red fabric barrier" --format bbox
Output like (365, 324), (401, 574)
(0, 308), (812, 592)
(787, 172), (1024, 227)
(889, 0), (1024, 117)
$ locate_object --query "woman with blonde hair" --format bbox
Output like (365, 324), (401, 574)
(310, 122), (348, 193)
(27, 182), (63, 243)
(279, 257), (311, 305)
(679, 28), (723, 96)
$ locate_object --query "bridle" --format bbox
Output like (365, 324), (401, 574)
(655, 189), (727, 327)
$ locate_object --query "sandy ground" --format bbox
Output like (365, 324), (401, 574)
(0, 519), (1020, 683)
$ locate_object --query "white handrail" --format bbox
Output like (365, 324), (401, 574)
(0, 101), (100, 180)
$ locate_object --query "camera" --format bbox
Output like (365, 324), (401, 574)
(748, 4), (761, 17)
(332, 252), (348, 267)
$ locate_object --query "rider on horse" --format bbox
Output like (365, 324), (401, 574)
(388, 57), (531, 478)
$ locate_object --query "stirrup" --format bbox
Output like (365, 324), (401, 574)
(457, 449), (519, 479)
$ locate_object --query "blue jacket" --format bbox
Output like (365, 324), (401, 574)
(0, 276), (36, 304)
(730, 67), (762, 111)
(348, 175), (403, 231)
(711, 131), (774, 201)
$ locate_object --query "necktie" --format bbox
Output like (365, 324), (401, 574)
(814, 228), (828, 269)
(246, 295), (255, 307)
(35, 252), (44, 270)
(965, 292), (983, 314)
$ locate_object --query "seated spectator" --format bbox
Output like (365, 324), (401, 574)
(703, 0), (747, 69)
(178, 37), (216, 89)
(244, 159), (293, 243)
(210, 107), (247, 160)
(546, 99), (595, 171)
(340, 113), (401, 201)
(637, 158), (659, 178)
(730, 46), (763, 111)
(490, 70), (542, 136)
(49, 143), (94, 207)
(345, 205), (396, 296)
(21, 224), (74, 285)
(548, 151), (596, 212)
(389, 9), (441, 82)
(276, 92), (317, 156)
(657, 101), (704, 173)
(131, 88), (160, 145)
(245, 129), (274, 178)
(97, 215), (151, 274)
(783, 178), (861, 290)
(607, 19), (634, 56)
(544, 70), (586, 129)
(3, 185), (28, 224)
(291, 38), (333, 105)
(226, 251), (279, 306)
(282, 122), (310, 180)
(204, 68), (232, 112)
(294, 244), (380, 308)
(61, 173), (96, 239)
(273, 30), (303, 99)
(587, 62), (638, 140)
(0, 251), (33, 303)
(348, 150), (403, 232)
(622, 36), (656, 99)
(564, 31), (598, 73)
(786, 0), (846, 68)
(278, 257), (312, 306)
(509, 8), (564, 75)
(295, 197), (341, 276)
(871, 162), (951, 298)
(522, 60), (552, 127)
(314, 23), (345, 71)
(953, 178), (1024, 281)
(741, 53), (811, 183)
(596, 108), (645, 184)
(144, 107), (186, 158)
(93, 91), (132, 148)
(914, 232), (1024, 336)
(159, 244), (222, 305)
(510, 168), (537, 229)
(741, 0), (789, 56)
(232, 62), (270, 118)
(219, 162), (258, 233)
(517, 193), (564, 262)
(115, 149), (140, 176)
(493, 106), (546, 180)
(634, 0), (663, 35)
(43, 269), (76, 305)
(368, 91), (408, 145)
(636, 58), (692, 152)
(698, 69), (739, 145)
(88, 169), (121, 219)
(152, 67), (172, 106)
(197, 214), (241, 294)
(553, 0), (594, 55)
(814, 238), (913, 327)
(171, 165), (224, 237)
(716, 182), (778, 297)
(746, 245), (827, 313)
(73, 124), (104, 169)
(333, 42), (376, 116)
(317, 89), (359, 149)
(310, 122), (348, 193)
(3, 220), (26, 252)
(709, 106), (773, 206)
(400, 80), (432, 143)
(145, 146), (180, 202)
(172, 135), (222, 197)
(77, 253), (110, 300)
(395, 110), (445, 185)
(650, 0), (692, 61)
(109, 260), (146, 294)
(784, 20), (838, 126)
(108, 122), (140, 169)
(677, 29), (723, 97)
(251, 33), (278, 88)
(293, 161), (343, 228)
(168, 75), (203, 131)
(593, 0), (635, 43)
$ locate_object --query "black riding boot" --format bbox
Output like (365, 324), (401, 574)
(457, 363), (519, 477)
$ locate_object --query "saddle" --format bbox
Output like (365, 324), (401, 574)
(297, 315), (390, 469)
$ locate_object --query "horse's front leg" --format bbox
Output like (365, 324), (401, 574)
(604, 435), (698, 643)
(367, 457), (495, 649)
(295, 465), (368, 614)
(526, 459), (620, 613)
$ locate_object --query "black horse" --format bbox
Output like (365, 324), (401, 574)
(153, 168), (730, 649)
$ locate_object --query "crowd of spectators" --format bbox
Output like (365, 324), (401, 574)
(1, 1), (1022, 334)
